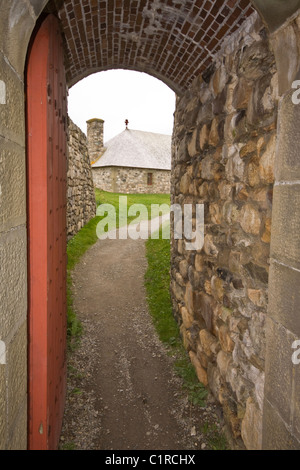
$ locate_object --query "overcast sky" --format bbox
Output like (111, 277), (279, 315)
(68, 69), (176, 143)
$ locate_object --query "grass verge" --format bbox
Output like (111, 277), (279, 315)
(200, 422), (229, 450)
(144, 236), (208, 408)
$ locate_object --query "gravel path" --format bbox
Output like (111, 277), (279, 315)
(59, 236), (224, 450)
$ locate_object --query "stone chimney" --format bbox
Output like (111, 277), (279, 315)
(86, 118), (105, 163)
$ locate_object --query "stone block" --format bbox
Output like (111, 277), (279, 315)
(293, 361), (300, 443)
(271, 184), (300, 271)
(194, 292), (216, 332)
(180, 324), (192, 351)
(262, 399), (300, 450)
(240, 140), (257, 159)
(225, 148), (245, 183)
(251, 241), (270, 270)
(274, 89), (300, 182)
(0, 364), (6, 449)
(199, 124), (209, 151)
(171, 279), (184, 303)
(217, 350), (232, 378)
(247, 74), (276, 126)
(0, 138), (26, 233)
(175, 272), (185, 287)
(211, 65), (227, 97)
(0, 2), (35, 76)
(264, 317), (296, 427)
(199, 329), (219, 358)
(0, 227), (27, 340)
(225, 75), (239, 114)
(196, 101), (213, 125)
(244, 262), (268, 284)
(6, 321), (27, 431)
(218, 180), (232, 200)
(258, 134), (276, 184)
(184, 96), (201, 130)
(0, 54), (25, 147)
(187, 128), (199, 158)
(268, 259), (300, 337)
(239, 204), (261, 236)
(203, 234), (218, 257)
(195, 254), (204, 272)
(247, 158), (260, 187)
(181, 306), (193, 329)
(271, 23), (300, 96)
(180, 173), (191, 194)
(247, 289), (265, 307)
(232, 77), (253, 110)
(208, 118), (220, 147)
(218, 324), (234, 353)
(212, 87), (227, 114)
(226, 364), (249, 404)
(239, 40), (275, 81)
(219, 388), (241, 439)
(189, 350), (208, 386)
(241, 398), (263, 450)
(184, 282), (194, 314)
(200, 155), (216, 180)
(207, 362), (221, 400)
(179, 259), (188, 279)
(261, 217), (271, 244)
(210, 275), (224, 302)
(188, 266), (202, 290)
(7, 399), (27, 450)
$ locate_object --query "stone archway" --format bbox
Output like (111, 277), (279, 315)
(1, 0), (300, 450)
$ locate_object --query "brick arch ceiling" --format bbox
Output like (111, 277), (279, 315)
(58, 0), (255, 94)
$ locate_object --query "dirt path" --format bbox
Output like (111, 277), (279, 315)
(59, 236), (223, 450)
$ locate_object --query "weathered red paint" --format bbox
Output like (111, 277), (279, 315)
(26, 14), (68, 450)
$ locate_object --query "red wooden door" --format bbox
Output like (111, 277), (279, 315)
(26, 14), (68, 450)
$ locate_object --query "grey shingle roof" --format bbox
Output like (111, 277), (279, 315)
(92, 129), (171, 171)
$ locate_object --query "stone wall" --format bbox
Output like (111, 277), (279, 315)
(262, 13), (300, 450)
(87, 118), (105, 163)
(170, 14), (278, 449)
(93, 166), (171, 194)
(67, 119), (96, 239)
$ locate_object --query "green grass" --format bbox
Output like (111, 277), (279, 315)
(208, 430), (229, 450)
(95, 188), (170, 212)
(95, 188), (170, 233)
(145, 237), (178, 344)
(144, 235), (208, 407)
(60, 441), (77, 450)
(200, 422), (229, 450)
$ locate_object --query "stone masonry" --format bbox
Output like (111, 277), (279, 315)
(67, 118), (96, 239)
(86, 118), (105, 163)
(170, 13), (278, 449)
(93, 166), (170, 194)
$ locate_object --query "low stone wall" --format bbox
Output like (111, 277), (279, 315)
(170, 14), (278, 449)
(93, 166), (171, 194)
(67, 119), (96, 239)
